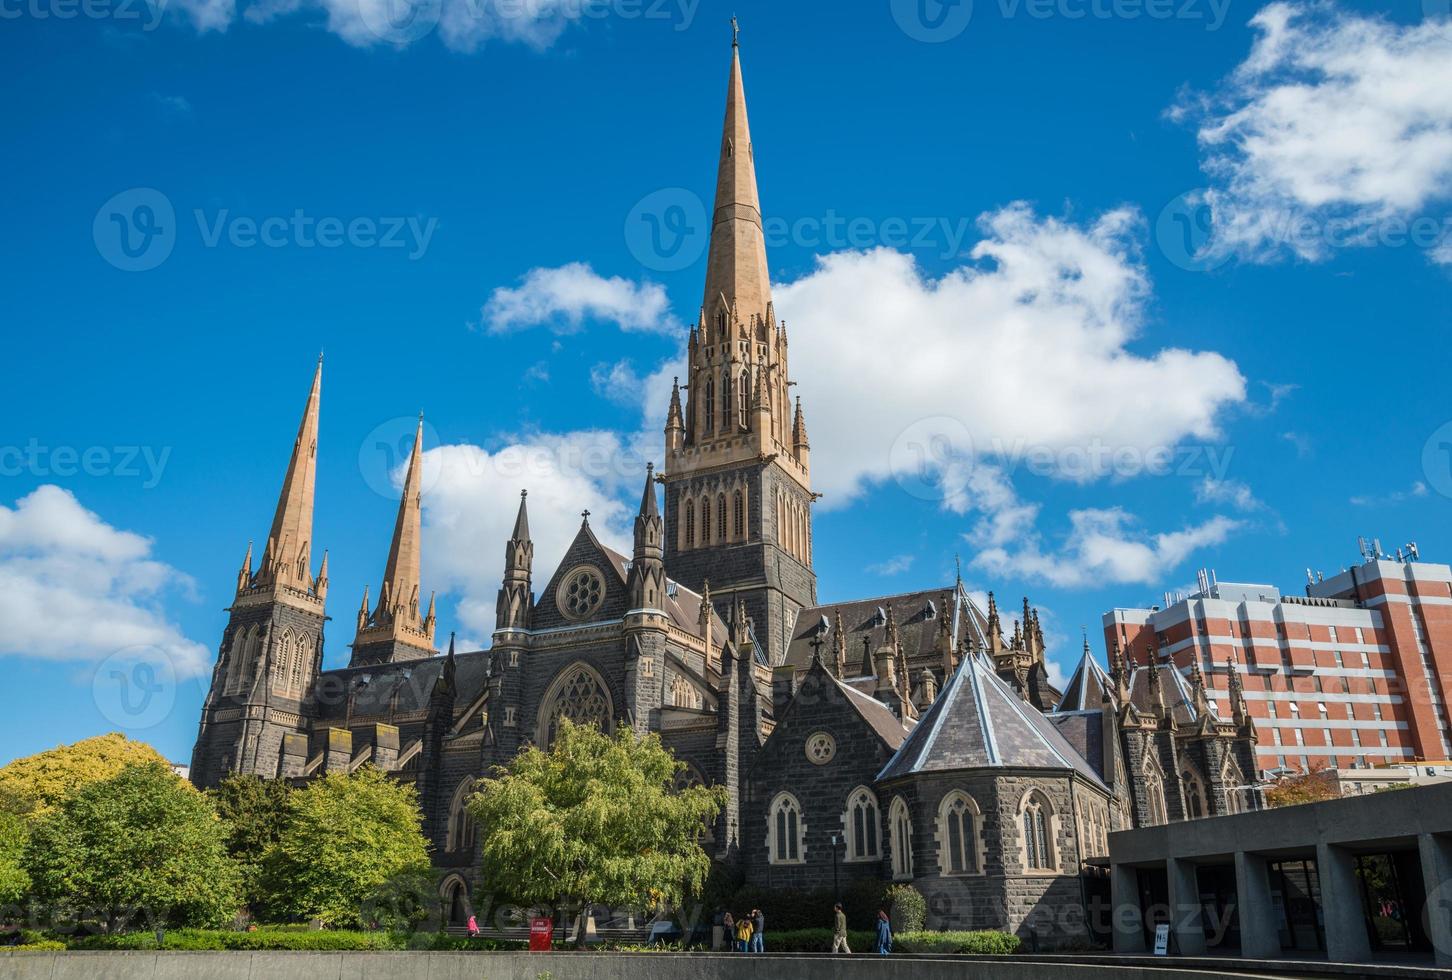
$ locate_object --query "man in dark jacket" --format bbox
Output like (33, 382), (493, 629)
(751, 909), (764, 952)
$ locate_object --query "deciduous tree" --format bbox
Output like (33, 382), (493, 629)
(210, 774), (291, 917)
(469, 719), (726, 946)
(23, 763), (240, 930)
(0, 733), (169, 818)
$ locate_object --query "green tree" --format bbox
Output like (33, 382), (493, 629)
(1265, 768), (1340, 808)
(210, 774), (292, 917)
(469, 719), (726, 946)
(24, 763), (240, 931)
(0, 807), (29, 905)
(0, 733), (170, 818)
(262, 766), (432, 928)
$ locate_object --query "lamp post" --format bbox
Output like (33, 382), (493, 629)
(829, 832), (841, 901)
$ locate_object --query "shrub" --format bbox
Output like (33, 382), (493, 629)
(65, 928), (410, 951)
(896, 930), (1022, 954)
(884, 884), (925, 933)
(754, 928), (876, 952)
(14, 940), (66, 951)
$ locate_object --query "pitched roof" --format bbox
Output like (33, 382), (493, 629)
(877, 650), (1106, 787)
(1057, 648), (1114, 712)
(313, 647), (491, 720)
(1125, 663), (1218, 726)
(785, 585), (988, 675)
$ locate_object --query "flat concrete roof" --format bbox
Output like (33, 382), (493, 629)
(1110, 782), (1452, 866)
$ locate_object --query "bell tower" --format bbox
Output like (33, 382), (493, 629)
(662, 30), (816, 663)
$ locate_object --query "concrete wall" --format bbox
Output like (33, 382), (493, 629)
(0, 951), (1281, 980)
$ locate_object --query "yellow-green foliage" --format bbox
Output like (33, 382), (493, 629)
(0, 734), (170, 818)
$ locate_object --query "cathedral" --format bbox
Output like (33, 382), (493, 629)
(189, 35), (1262, 942)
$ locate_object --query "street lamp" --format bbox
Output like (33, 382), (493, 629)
(829, 832), (841, 900)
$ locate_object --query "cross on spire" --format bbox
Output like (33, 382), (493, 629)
(731, 14), (739, 46)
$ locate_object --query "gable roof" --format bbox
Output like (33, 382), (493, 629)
(1057, 647), (1114, 712)
(877, 650), (1107, 788)
(785, 585), (989, 675)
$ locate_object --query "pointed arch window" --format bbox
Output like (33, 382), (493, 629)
(538, 662), (613, 748)
(701, 496), (712, 544)
(1222, 759), (1246, 814)
(1181, 767), (1208, 819)
(271, 629), (293, 692)
(769, 792), (804, 864)
(447, 778), (477, 852)
(704, 377), (715, 433)
(845, 787), (880, 862)
(683, 498), (695, 549)
(720, 371), (732, 431)
(716, 494), (727, 543)
(1021, 792), (1055, 871)
(738, 369), (749, 428)
(938, 791), (981, 875)
(732, 490), (745, 540)
(1142, 757), (1168, 827)
(889, 797), (913, 880)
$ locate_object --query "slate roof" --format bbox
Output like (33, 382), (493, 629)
(1046, 711), (1108, 785)
(313, 647), (491, 721)
(877, 650), (1107, 787)
(834, 670), (913, 750)
(1058, 648), (1114, 712)
(1125, 663), (1217, 726)
(784, 585), (989, 676)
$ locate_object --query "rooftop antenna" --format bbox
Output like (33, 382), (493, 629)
(1410, 541), (1420, 561)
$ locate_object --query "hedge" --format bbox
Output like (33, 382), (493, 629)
(757, 928), (877, 952)
(725, 879), (891, 931)
(66, 928), (408, 951)
(896, 930), (1023, 954)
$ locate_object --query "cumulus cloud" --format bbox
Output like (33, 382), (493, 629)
(973, 507), (1242, 589)
(482, 263), (682, 336)
(1178, 2), (1452, 264)
(1195, 477), (1264, 512)
(420, 432), (648, 639)
(0, 486), (210, 677)
(776, 205), (1246, 505)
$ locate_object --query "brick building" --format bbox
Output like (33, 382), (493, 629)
(1104, 552), (1452, 775)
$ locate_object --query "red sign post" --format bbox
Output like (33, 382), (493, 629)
(529, 916), (554, 952)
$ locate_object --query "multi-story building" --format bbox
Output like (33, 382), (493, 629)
(1104, 551), (1452, 776)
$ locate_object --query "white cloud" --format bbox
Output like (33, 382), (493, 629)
(420, 431), (647, 638)
(232, 0), (595, 51)
(865, 555), (914, 576)
(973, 507), (1242, 589)
(482, 262), (682, 337)
(171, 0), (235, 31)
(776, 205), (1246, 505)
(1195, 477), (1263, 512)
(1180, 3), (1452, 264)
(1349, 481), (1428, 508)
(0, 486), (209, 677)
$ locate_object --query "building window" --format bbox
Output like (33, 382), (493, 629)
(846, 787), (880, 862)
(732, 489), (745, 540)
(683, 498), (695, 548)
(1181, 768), (1208, 819)
(937, 791), (981, 875)
(738, 369), (749, 428)
(889, 797), (913, 880)
(1143, 758), (1167, 826)
(1222, 760), (1246, 814)
(805, 732), (836, 765)
(769, 793), (804, 865)
(556, 565), (606, 621)
(538, 662), (613, 748)
(704, 377), (715, 433)
(447, 778), (477, 852)
(716, 494), (727, 543)
(1021, 792), (1055, 871)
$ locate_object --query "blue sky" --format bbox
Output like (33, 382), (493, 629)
(1, 0), (1448, 765)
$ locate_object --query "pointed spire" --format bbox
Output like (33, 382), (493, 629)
(638, 462), (659, 519)
(1227, 652), (1251, 729)
(1189, 653), (1212, 717)
(377, 416), (425, 619)
(511, 489), (530, 542)
(701, 29), (770, 328)
(832, 607), (848, 678)
(236, 540), (254, 593)
(665, 377), (685, 452)
(256, 359), (323, 596)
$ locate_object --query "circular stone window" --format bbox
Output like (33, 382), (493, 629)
(557, 565), (606, 621)
(805, 732), (836, 766)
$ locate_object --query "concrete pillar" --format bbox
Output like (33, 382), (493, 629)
(1234, 851), (1281, 959)
(1316, 843), (1371, 963)
(1419, 833), (1452, 968)
(1111, 861), (1147, 953)
(1167, 857), (1207, 955)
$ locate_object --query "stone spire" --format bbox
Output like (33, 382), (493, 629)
(986, 591), (1002, 655)
(247, 358), (326, 604)
(832, 607), (848, 678)
(496, 490), (534, 632)
(1227, 652), (1252, 732)
(628, 464), (666, 609)
(792, 395), (810, 467)
(701, 31), (770, 327)
(698, 580), (714, 667)
(352, 416), (436, 664)
(665, 377), (685, 452)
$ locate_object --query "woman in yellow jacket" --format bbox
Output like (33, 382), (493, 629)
(734, 913), (754, 952)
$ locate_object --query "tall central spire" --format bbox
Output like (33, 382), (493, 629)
(701, 36), (771, 326)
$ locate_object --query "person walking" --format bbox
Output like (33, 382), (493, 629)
(735, 911), (754, 952)
(874, 908), (893, 956)
(750, 908), (765, 953)
(722, 910), (734, 951)
(831, 902), (851, 954)
(465, 913), (479, 938)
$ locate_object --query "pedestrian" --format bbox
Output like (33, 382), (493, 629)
(831, 902), (851, 954)
(735, 911), (754, 952)
(751, 908), (765, 953)
(466, 913), (479, 938)
(874, 908), (893, 956)
(722, 909), (734, 950)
